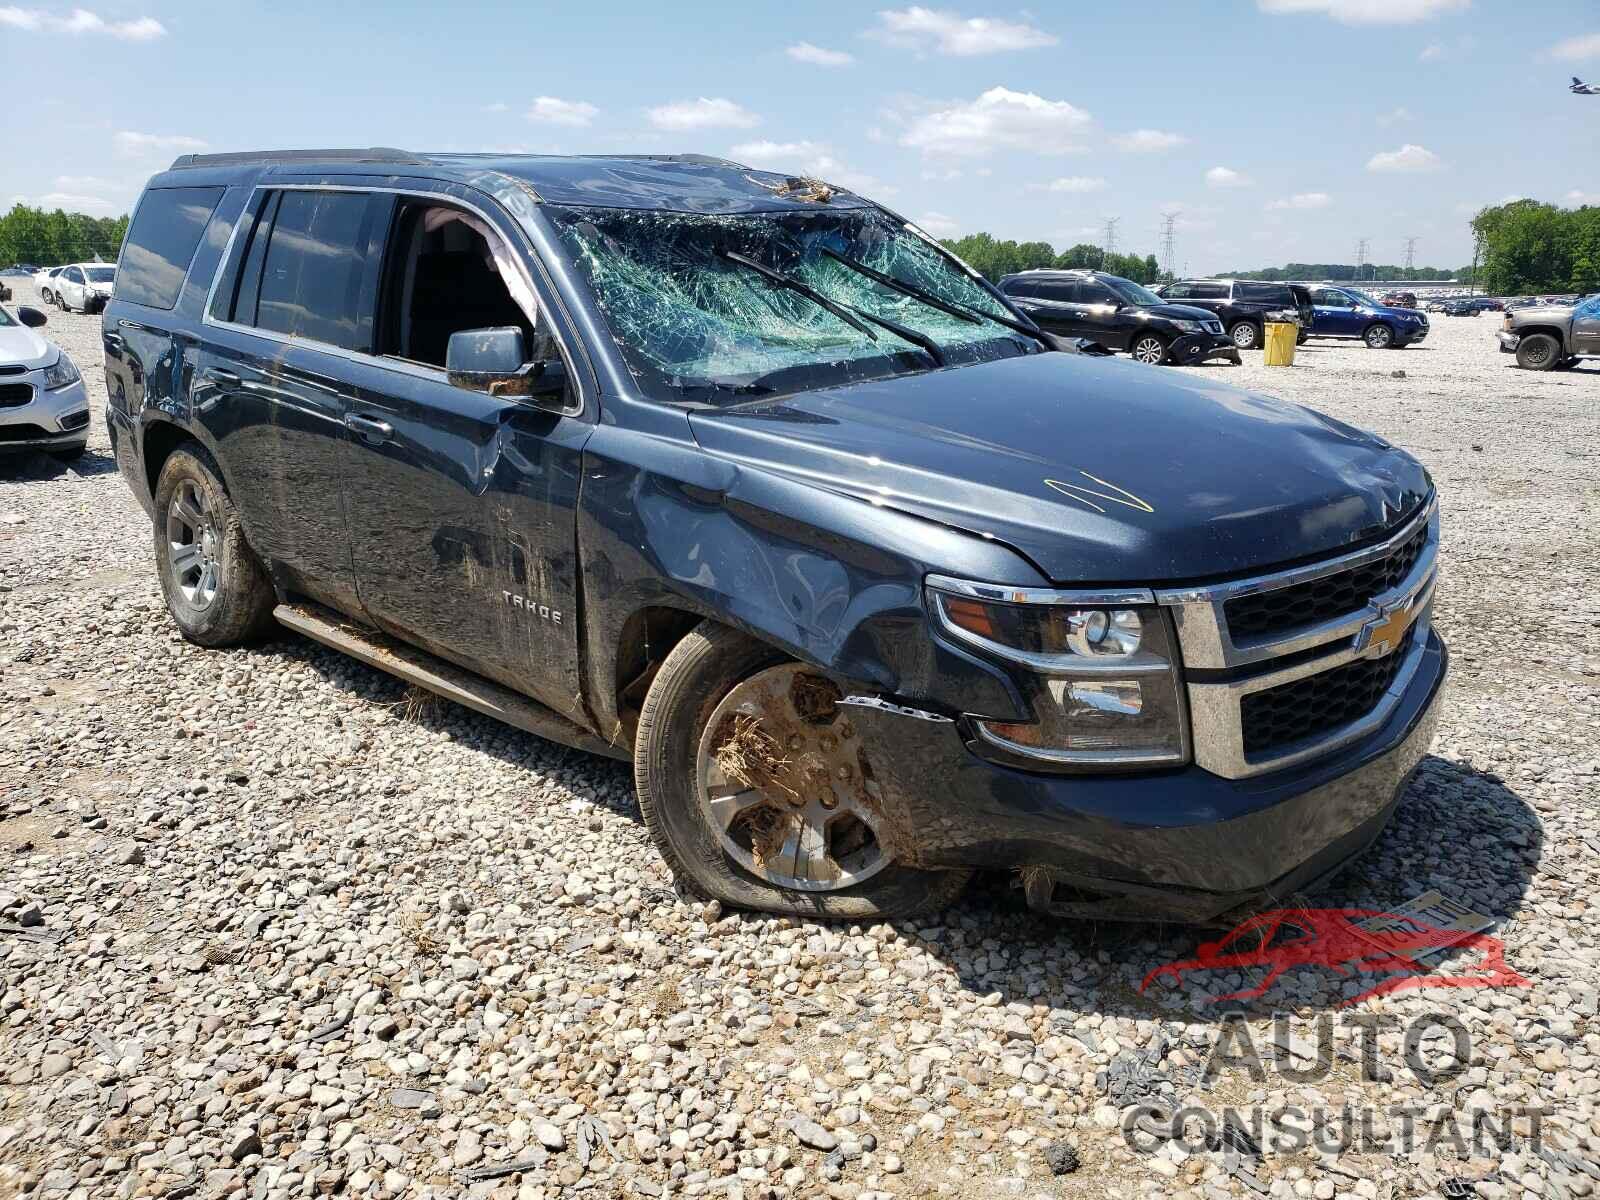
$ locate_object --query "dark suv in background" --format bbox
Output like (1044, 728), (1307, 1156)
(102, 148), (1445, 924)
(1154, 279), (1316, 350)
(997, 269), (1239, 365)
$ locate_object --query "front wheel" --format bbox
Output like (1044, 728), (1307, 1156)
(1228, 321), (1260, 350)
(1130, 334), (1168, 365)
(1515, 333), (1561, 371)
(634, 623), (972, 919)
(1363, 323), (1394, 349)
(152, 444), (277, 646)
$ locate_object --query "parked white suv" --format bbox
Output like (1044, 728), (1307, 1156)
(0, 302), (89, 460)
(52, 263), (116, 313)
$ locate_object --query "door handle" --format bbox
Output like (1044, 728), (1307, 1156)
(344, 413), (395, 442)
(204, 367), (241, 388)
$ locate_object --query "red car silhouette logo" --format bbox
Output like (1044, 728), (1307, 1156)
(1141, 907), (1529, 1007)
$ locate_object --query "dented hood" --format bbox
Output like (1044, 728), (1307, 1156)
(687, 352), (1431, 585)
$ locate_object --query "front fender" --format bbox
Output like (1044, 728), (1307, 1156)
(577, 421), (1039, 739)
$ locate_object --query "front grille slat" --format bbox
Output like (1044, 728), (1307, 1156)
(0, 382), (33, 408)
(0, 423), (51, 441)
(1225, 522), (1428, 641)
(1240, 630), (1414, 755)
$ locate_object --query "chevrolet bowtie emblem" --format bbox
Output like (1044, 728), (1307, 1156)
(1355, 600), (1417, 660)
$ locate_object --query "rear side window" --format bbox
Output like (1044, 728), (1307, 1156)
(254, 190), (377, 351)
(1237, 282), (1292, 304)
(1001, 277), (1038, 299)
(1164, 282), (1192, 299)
(117, 186), (226, 310)
(1191, 282), (1229, 299)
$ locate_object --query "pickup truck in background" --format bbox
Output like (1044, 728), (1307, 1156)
(104, 149), (1446, 923)
(1498, 293), (1600, 369)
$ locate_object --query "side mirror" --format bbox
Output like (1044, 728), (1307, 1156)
(445, 326), (568, 407)
(17, 306), (46, 328)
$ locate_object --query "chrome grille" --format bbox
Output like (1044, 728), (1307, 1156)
(1158, 499), (1438, 779)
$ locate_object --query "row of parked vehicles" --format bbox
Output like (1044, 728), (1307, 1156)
(31, 262), (117, 313)
(997, 270), (1429, 363)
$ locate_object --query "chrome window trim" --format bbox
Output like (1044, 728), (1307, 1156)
(198, 182), (587, 418)
(1156, 498), (1437, 670)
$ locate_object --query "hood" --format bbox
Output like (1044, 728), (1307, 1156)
(0, 320), (54, 368)
(687, 352), (1431, 585)
(1142, 302), (1221, 323)
(1510, 304), (1572, 325)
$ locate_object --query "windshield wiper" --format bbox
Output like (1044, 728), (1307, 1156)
(720, 249), (944, 366)
(820, 247), (1052, 350)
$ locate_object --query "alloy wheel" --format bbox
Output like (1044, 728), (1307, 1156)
(1132, 336), (1165, 364)
(1366, 325), (1393, 349)
(695, 663), (890, 892)
(165, 479), (223, 610)
(1231, 323), (1258, 349)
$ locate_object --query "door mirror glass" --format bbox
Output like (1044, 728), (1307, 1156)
(16, 306), (46, 328)
(446, 326), (568, 407)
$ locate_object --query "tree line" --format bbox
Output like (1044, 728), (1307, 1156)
(938, 232), (1162, 284)
(0, 204), (129, 268)
(1220, 262), (1464, 283)
(1472, 198), (1600, 296)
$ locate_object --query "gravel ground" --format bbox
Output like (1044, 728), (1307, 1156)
(2, 281), (1599, 1200)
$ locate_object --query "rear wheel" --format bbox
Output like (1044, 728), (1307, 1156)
(1130, 334), (1168, 365)
(1363, 323), (1394, 349)
(152, 444), (276, 646)
(634, 623), (972, 919)
(1228, 321), (1260, 350)
(1515, 333), (1561, 371)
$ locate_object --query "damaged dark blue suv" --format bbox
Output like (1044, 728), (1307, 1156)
(104, 150), (1445, 922)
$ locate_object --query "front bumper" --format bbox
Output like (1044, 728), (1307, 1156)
(1169, 331), (1241, 365)
(847, 628), (1447, 924)
(1497, 331), (1520, 353)
(0, 376), (91, 455)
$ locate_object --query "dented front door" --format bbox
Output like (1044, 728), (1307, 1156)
(338, 357), (591, 723)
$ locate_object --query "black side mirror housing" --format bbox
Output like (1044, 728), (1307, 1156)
(445, 326), (568, 408)
(17, 306), (46, 328)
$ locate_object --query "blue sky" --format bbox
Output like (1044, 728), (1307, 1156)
(4, 0), (1596, 272)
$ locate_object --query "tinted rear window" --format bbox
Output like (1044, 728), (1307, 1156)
(1237, 282), (1292, 304)
(1191, 282), (1229, 299)
(254, 190), (375, 351)
(1000, 277), (1039, 299)
(117, 186), (225, 310)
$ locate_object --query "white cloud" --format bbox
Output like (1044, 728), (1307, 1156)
(870, 6), (1057, 56)
(482, 101), (509, 114)
(525, 96), (598, 127)
(1038, 175), (1106, 193)
(1418, 43), (1445, 61)
(1567, 189), (1600, 206)
(1367, 143), (1443, 172)
(0, 6), (164, 39)
(28, 191), (119, 212)
(55, 174), (122, 191)
(648, 97), (759, 131)
(914, 211), (961, 237)
(899, 86), (1090, 157)
(113, 131), (207, 159)
(1548, 33), (1600, 61)
(1205, 166), (1250, 188)
(1111, 128), (1186, 153)
(728, 140), (894, 197)
(1377, 106), (1414, 126)
(786, 41), (854, 66)
(1266, 191), (1332, 210)
(1257, 0), (1469, 25)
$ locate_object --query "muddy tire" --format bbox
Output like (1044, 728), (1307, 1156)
(634, 622), (972, 919)
(152, 444), (276, 647)
(1515, 332), (1561, 371)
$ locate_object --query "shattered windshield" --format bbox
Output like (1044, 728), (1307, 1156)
(547, 205), (1036, 404)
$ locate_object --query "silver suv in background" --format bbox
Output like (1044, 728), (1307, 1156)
(1498, 294), (1600, 370)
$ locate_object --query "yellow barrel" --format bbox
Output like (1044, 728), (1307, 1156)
(1262, 321), (1298, 366)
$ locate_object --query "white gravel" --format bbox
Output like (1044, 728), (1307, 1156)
(2, 281), (1599, 1200)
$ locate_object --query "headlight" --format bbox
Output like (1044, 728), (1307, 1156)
(926, 577), (1189, 771)
(42, 352), (80, 391)
(1171, 319), (1203, 334)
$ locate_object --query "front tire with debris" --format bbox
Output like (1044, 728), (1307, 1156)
(634, 622), (972, 918)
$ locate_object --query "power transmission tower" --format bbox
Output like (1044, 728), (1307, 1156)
(1355, 238), (1370, 281)
(1159, 212), (1180, 280)
(1103, 217), (1119, 259)
(1403, 236), (1418, 274)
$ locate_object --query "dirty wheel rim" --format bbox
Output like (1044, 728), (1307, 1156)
(695, 663), (890, 893)
(1132, 337), (1164, 364)
(1523, 339), (1552, 366)
(1231, 324), (1257, 348)
(1367, 325), (1392, 348)
(165, 479), (222, 610)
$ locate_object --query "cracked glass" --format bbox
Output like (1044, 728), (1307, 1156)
(547, 205), (1037, 405)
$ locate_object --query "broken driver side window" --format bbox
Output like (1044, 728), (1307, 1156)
(377, 202), (540, 370)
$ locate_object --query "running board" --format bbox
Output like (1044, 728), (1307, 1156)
(272, 603), (628, 762)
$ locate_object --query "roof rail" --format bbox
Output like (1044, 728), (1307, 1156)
(168, 147), (423, 170)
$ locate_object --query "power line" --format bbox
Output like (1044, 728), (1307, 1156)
(1102, 217), (1119, 258)
(1159, 212), (1180, 279)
